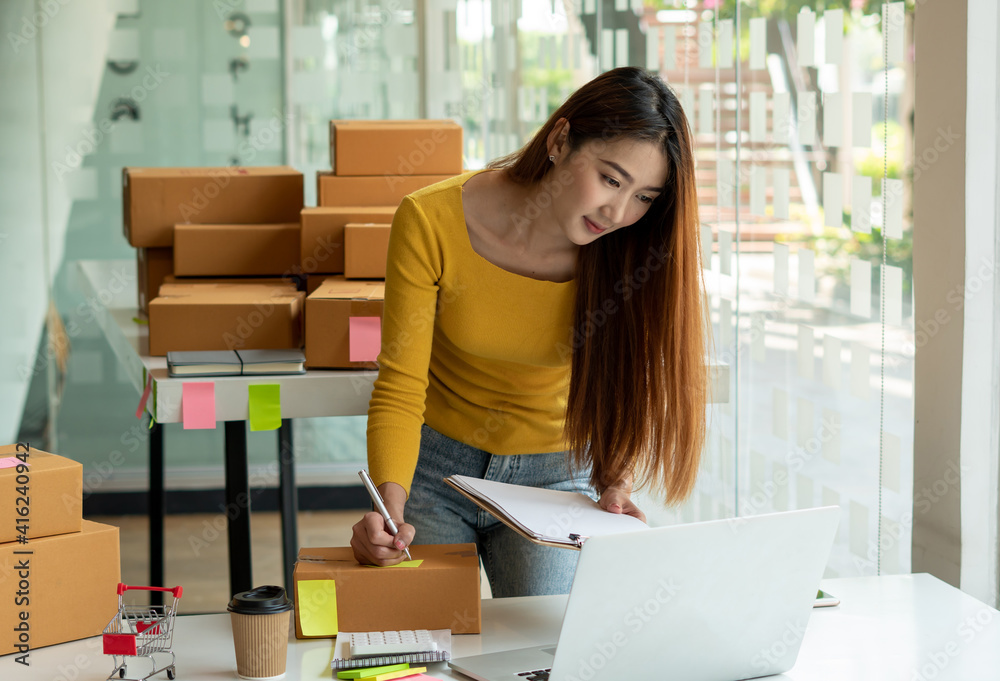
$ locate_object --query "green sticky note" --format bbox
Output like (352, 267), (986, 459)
(298, 579), (338, 636)
(248, 384), (281, 432)
(337, 663), (409, 679)
(362, 559), (424, 569)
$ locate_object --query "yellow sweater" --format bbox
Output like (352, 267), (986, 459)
(366, 170), (577, 495)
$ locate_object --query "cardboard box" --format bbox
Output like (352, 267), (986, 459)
(329, 120), (463, 176)
(344, 223), (390, 279)
(317, 172), (454, 207)
(123, 166), (304, 248)
(306, 275), (333, 296)
(174, 223), (300, 277)
(305, 277), (384, 368)
(0, 520), (121, 656)
(0, 445), (82, 544)
(300, 207), (396, 274)
(137, 247), (173, 316)
(148, 282), (304, 356)
(293, 544), (480, 637)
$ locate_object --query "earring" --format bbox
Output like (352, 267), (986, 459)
(549, 155), (556, 162)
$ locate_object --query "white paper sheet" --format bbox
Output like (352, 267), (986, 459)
(823, 91), (843, 147)
(773, 168), (790, 219)
(718, 19), (734, 68)
(853, 92), (873, 148)
(719, 230), (733, 276)
(885, 2), (905, 65)
(797, 8), (816, 67)
(798, 325), (814, 380)
(750, 17), (767, 70)
(884, 264), (904, 326)
(699, 21), (713, 68)
(822, 408), (841, 464)
(825, 9), (844, 65)
(883, 178), (904, 239)
(797, 397), (814, 448)
(750, 165), (766, 216)
(798, 248), (815, 303)
(822, 334), (842, 390)
(700, 87), (714, 136)
(851, 258), (872, 318)
(824, 172), (843, 228)
(773, 92), (791, 144)
(798, 91), (816, 145)
(852, 174), (872, 234)
(851, 342), (871, 400)
(774, 242), (789, 296)
(750, 91), (767, 143)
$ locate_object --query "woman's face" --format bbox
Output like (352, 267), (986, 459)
(549, 136), (669, 246)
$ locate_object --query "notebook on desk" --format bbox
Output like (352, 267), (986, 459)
(443, 475), (648, 549)
(448, 506), (840, 681)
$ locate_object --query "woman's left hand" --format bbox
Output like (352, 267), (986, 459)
(598, 485), (647, 524)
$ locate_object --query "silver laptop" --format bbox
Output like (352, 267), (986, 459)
(449, 506), (840, 681)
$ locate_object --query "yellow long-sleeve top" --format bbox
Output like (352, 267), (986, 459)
(366, 170), (577, 496)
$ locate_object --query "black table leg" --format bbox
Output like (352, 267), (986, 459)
(224, 420), (252, 597)
(278, 419), (299, 590)
(149, 421), (164, 607)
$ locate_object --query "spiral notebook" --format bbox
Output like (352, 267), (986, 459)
(330, 629), (452, 671)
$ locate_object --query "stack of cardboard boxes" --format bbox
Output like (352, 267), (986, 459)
(304, 120), (463, 368)
(125, 119), (464, 366)
(0, 444), (121, 657)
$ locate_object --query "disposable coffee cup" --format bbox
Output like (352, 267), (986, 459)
(228, 585), (293, 680)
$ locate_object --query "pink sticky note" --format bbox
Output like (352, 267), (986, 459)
(135, 374), (152, 419)
(182, 382), (217, 430)
(0, 457), (26, 469)
(349, 317), (382, 362)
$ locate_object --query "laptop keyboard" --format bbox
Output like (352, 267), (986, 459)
(516, 669), (551, 680)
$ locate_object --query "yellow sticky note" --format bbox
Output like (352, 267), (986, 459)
(248, 384), (281, 432)
(364, 667), (426, 681)
(362, 560), (423, 569)
(298, 579), (338, 636)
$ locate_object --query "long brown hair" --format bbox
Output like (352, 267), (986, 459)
(489, 67), (708, 504)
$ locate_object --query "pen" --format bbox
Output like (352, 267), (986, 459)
(358, 469), (412, 561)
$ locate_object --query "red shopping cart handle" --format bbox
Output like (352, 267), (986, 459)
(117, 583), (183, 598)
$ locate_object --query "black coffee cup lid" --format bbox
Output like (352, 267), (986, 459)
(227, 585), (292, 615)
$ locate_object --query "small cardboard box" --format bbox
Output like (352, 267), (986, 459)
(329, 120), (463, 176)
(306, 275), (333, 296)
(293, 544), (481, 637)
(174, 223), (300, 277)
(0, 520), (121, 656)
(344, 223), (391, 280)
(137, 247), (173, 316)
(123, 166), (304, 248)
(305, 277), (383, 368)
(0, 445), (82, 544)
(300, 206), (396, 274)
(148, 282), (304, 356)
(317, 172), (454, 207)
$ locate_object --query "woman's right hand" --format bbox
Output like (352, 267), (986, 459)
(350, 482), (416, 566)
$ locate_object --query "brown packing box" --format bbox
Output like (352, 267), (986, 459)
(123, 166), (304, 248)
(174, 223), (300, 276)
(300, 206), (396, 274)
(0, 520), (121, 656)
(344, 223), (391, 279)
(0, 445), (82, 544)
(162, 275), (293, 287)
(148, 282), (304, 356)
(305, 277), (384, 368)
(137, 247), (173, 316)
(306, 275), (333, 296)
(317, 172), (454, 207)
(293, 543), (480, 637)
(329, 120), (463, 176)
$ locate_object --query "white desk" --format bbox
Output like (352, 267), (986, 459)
(9, 574), (1000, 680)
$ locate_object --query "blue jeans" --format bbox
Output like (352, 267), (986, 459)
(406, 424), (597, 598)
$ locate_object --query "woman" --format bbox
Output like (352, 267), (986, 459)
(351, 66), (707, 597)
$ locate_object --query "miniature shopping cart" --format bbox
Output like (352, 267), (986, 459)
(103, 583), (183, 680)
